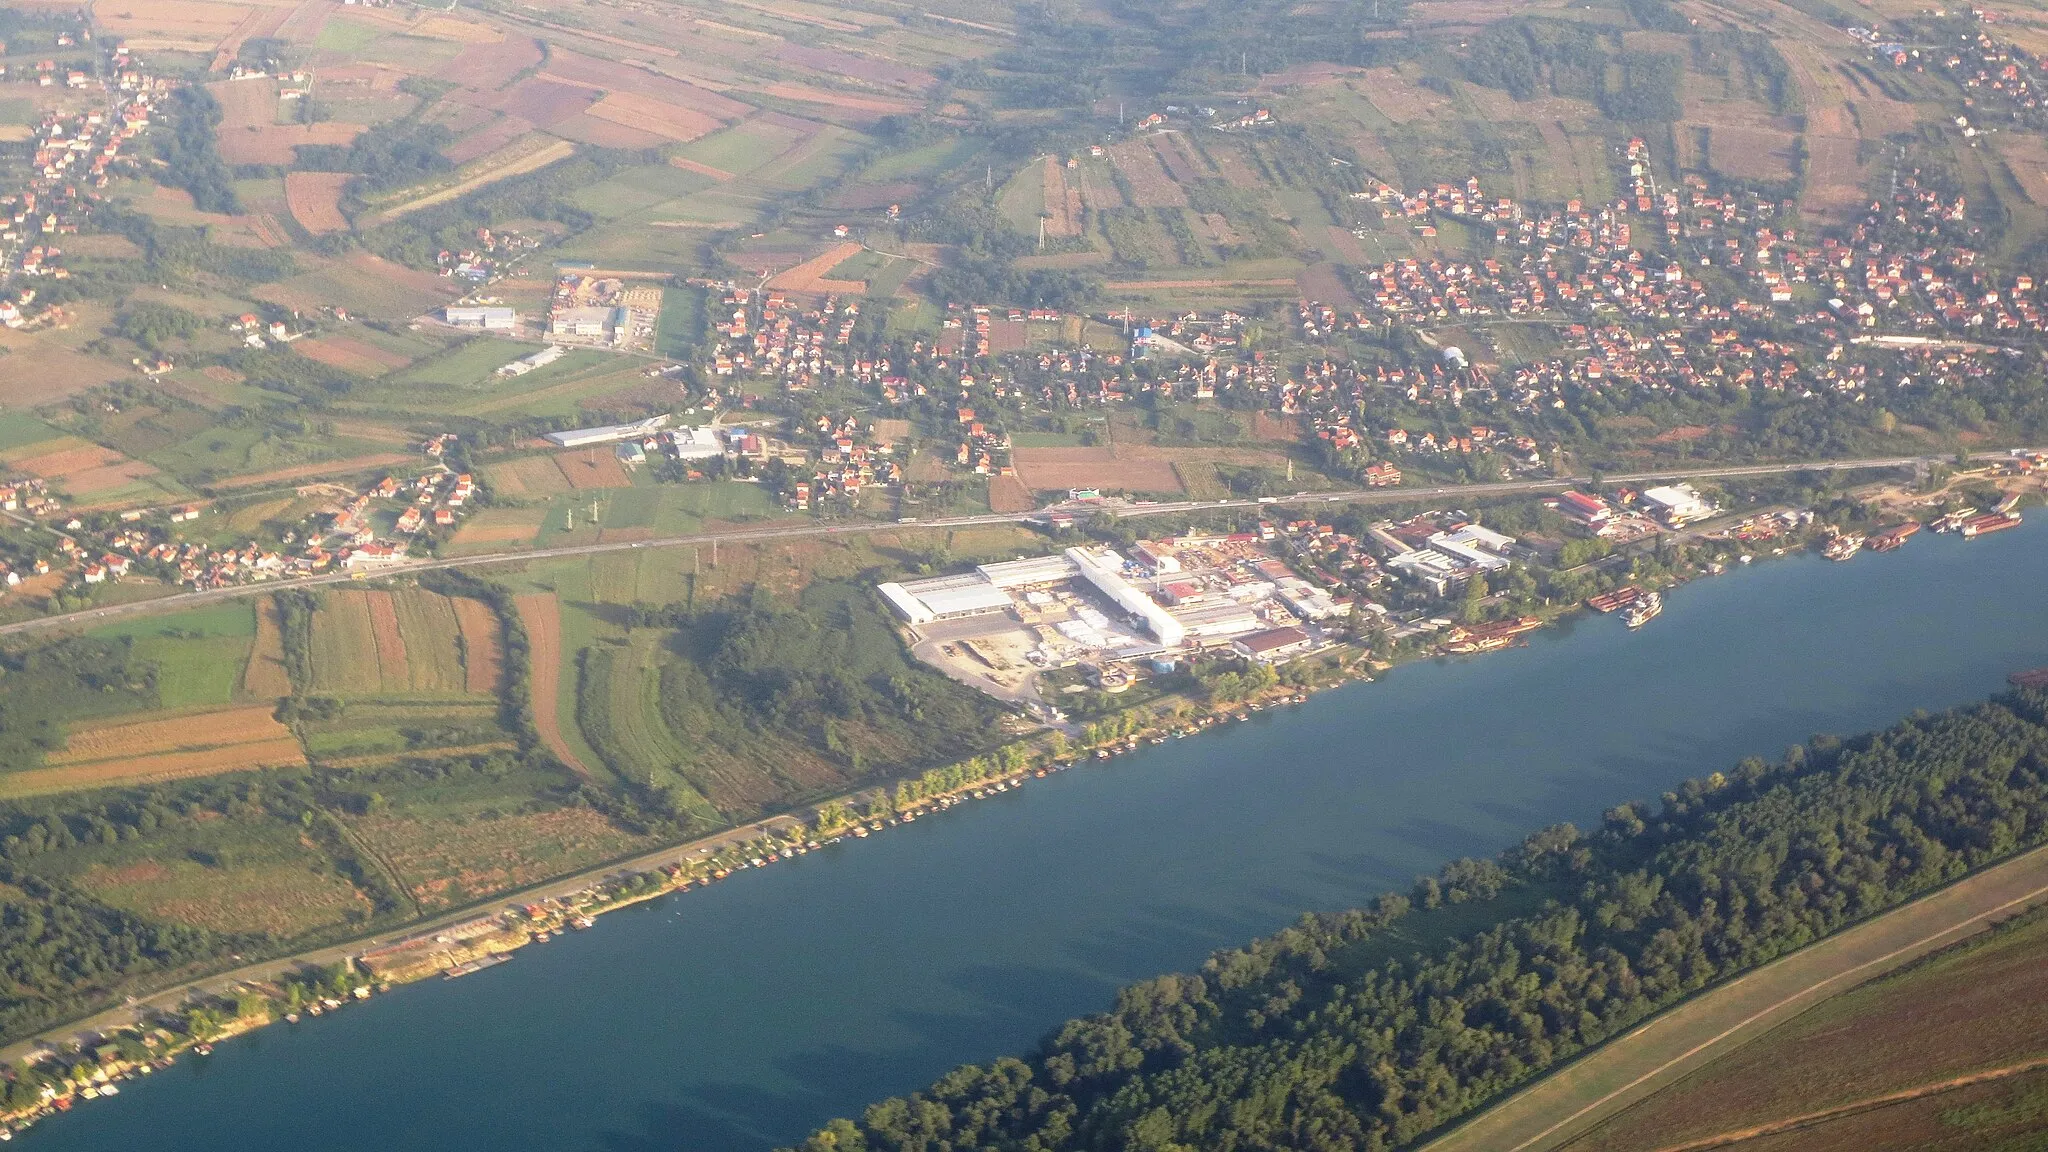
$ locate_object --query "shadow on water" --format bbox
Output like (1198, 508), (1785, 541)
(1385, 816), (1507, 861)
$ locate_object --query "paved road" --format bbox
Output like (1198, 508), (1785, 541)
(0, 451), (1986, 639)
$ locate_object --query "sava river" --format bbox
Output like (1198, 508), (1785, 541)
(29, 521), (2048, 1151)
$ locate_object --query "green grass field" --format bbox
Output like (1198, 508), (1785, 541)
(144, 425), (392, 487)
(657, 286), (706, 359)
(87, 603), (257, 710)
(0, 411), (65, 451)
(381, 337), (544, 389)
(677, 121), (812, 176)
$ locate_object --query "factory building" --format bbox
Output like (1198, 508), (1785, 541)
(1639, 484), (1717, 526)
(445, 305), (516, 330)
(543, 415), (672, 449)
(1065, 547), (1186, 646)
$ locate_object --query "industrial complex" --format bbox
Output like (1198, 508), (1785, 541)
(880, 532), (1354, 703)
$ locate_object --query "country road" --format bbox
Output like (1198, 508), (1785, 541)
(0, 450), (1980, 639)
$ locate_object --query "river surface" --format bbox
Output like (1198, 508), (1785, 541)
(30, 522), (2048, 1152)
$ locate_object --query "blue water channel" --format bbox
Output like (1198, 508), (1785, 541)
(30, 521), (2048, 1151)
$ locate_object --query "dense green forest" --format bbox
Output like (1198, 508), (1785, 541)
(293, 119), (455, 198)
(787, 689), (2048, 1151)
(157, 87), (240, 215)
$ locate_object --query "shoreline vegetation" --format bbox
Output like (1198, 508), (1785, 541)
(778, 684), (2048, 1152)
(0, 471), (2037, 1139)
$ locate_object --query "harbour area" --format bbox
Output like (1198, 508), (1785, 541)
(19, 503), (2048, 1152)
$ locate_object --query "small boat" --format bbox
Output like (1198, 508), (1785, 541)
(194, 1043), (213, 1056)
(100, 1085), (117, 1097)
(535, 932), (551, 943)
(1823, 532), (1863, 561)
(284, 1013), (300, 1024)
(1623, 591), (1664, 630)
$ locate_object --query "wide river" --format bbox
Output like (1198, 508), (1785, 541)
(30, 521), (2048, 1151)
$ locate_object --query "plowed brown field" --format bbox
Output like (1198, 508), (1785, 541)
(586, 92), (720, 143)
(364, 590), (412, 686)
(452, 597), (503, 693)
(53, 705), (289, 766)
(515, 593), (591, 777)
(554, 449), (632, 490)
(1011, 446), (1183, 494)
(244, 598), (294, 698)
(284, 171), (351, 234)
(0, 739), (307, 798)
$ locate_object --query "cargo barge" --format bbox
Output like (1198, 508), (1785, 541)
(1586, 586), (1643, 613)
(1961, 511), (2023, 538)
(1867, 521), (1920, 552)
(443, 954), (512, 980)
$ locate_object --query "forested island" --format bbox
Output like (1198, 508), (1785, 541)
(788, 689), (2048, 1151)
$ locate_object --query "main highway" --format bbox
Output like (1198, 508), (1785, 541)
(0, 450), (1979, 639)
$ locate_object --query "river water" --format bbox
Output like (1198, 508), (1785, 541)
(29, 522), (2048, 1151)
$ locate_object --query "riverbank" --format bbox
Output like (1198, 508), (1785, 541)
(0, 484), (2025, 1142)
(25, 516), (2048, 1152)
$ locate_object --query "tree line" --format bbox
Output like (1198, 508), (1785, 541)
(786, 688), (2048, 1151)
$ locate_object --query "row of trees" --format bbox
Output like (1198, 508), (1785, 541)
(787, 689), (2048, 1151)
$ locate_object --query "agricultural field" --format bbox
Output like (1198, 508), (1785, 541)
(350, 804), (659, 912)
(87, 602), (259, 710)
(38, 819), (376, 939)
(306, 589), (487, 697)
(1566, 907), (2048, 1151)
(0, 704), (306, 800)
(1009, 445), (1185, 495)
